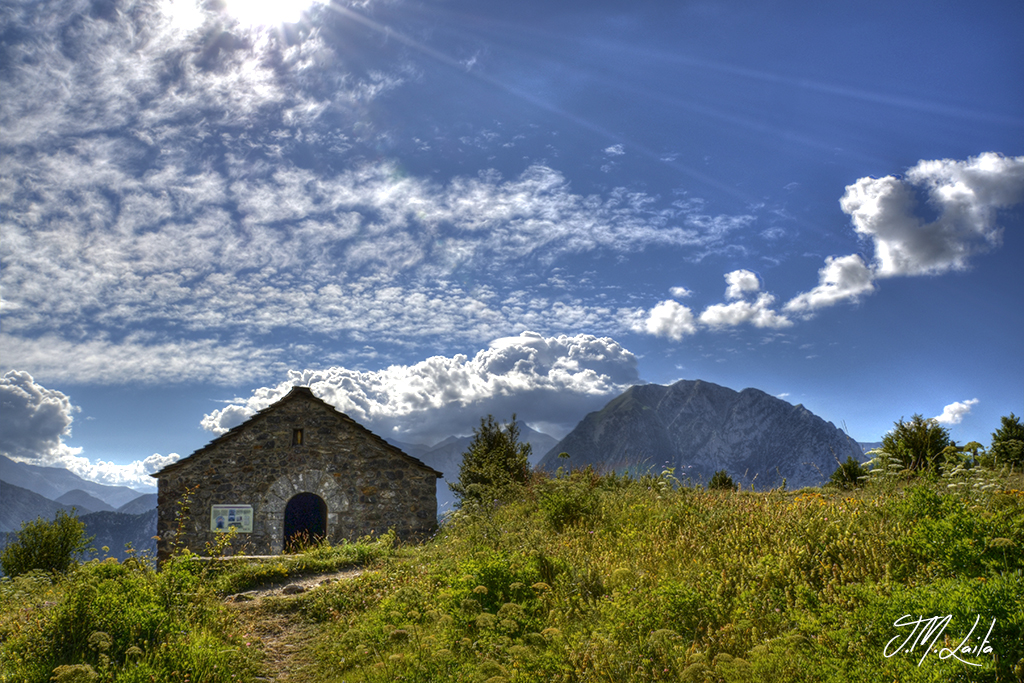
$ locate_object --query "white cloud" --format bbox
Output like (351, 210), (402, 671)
(699, 293), (792, 330)
(840, 152), (1024, 277)
(784, 254), (875, 314)
(0, 371), (177, 490)
(635, 300), (697, 341)
(604, 144), (625, 156)
(1, 0), (762, 379)
(0, 334), (289, 385)
(934, 398), (979, 426)
(724, 269), (760, 299)
(783, 153), (1024, 317)
(0, 370), (80, 461)
(669, 286), (693, 298)
(200, 332), (640, 444)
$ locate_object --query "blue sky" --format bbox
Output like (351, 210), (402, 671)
(2, 0), (1022, 490)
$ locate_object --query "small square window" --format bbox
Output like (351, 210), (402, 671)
(292, 429), (304, 446)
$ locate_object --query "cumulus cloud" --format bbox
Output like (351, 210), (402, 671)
(200, 332), (640, 444)
(934, 399), (979, 426)
(636, 300), (697, 341)
(784, 153), (1024, 316)
(669, 286), (693, 298)
(784, 254), (875, 314)
(0, 371), (177, 489)
(0, 370), (80, 461)
(699, 293), (792, 330)
(842, 153), (1023, 277)
(724, 269), (760, 299)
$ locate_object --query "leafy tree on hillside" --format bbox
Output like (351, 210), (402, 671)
(990, 413), (1024, 466)
(449, 414), (532, 507)
(0, 509), (93, 577)
(880, 414), (952, 472)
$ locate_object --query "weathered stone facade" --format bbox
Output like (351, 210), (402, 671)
(152, 386), (441, 562)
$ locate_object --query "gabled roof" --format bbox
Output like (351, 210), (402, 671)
(152, 386), (442, 479)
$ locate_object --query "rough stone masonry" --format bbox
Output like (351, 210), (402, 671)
(152, 386), (441, 562)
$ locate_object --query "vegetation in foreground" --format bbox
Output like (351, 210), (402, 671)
(0, 525), (395, 682)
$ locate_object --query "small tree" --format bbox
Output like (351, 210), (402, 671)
(708, 469), (735, 491)
(449, 414), (532, 507)
(0, 509), (93, 577)
(829, 456), (868, 490)
(989, 413), (1024, 467)
(880, 414), (952, 472)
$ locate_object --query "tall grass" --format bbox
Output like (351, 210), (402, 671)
(299, 467), (1024, 682)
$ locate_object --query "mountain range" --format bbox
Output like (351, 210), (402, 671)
(0, 456), (159, 566)
(537, 379), (864, 489)
(0, 455), (147, 508)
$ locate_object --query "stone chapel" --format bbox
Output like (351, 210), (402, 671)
(152, 386), (441, 562)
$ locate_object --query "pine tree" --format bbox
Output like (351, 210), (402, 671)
(449, 414), (532, 507)
(990, 413), (1024, 466)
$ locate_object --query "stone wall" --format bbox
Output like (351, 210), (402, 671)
(154, 388), (439, 562)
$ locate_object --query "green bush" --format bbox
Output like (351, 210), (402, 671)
(0, 555), (258, 683)
(449, 414), (531, 507)
(0, 510), (93, 578)
(538, 470), (600, 531)
(709, 469), (736, 490)
(829, 456), (868, 490)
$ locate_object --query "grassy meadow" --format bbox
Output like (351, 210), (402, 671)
(2, 465), (1023, 682)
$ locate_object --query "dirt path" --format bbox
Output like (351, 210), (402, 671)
(224, 568), (364, 682)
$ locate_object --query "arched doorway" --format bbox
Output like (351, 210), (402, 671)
(283, 492), (327, 551)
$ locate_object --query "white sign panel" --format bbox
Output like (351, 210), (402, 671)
(210, 504), (253, 533)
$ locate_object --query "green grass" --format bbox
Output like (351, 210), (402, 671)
(296, 467), (1024, 682)
(203, 530), (398, 595)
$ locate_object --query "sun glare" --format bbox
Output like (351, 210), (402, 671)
(223, 0), (326, 26)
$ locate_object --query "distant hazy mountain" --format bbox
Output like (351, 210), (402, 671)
(417, 423), (558, 515)
(385, 438), (432, 460)
(0, 455), (149, 508)
(81, 509), (158, 561)
(0, 480), (74, 532)
(537, 379), (864, 489)
(0, 478), (158, 564)
(55, 489), (115, 513)
(116, 493), (158, 515)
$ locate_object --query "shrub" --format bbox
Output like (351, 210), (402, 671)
(538, 470), (600, 531)
(709, 469), (736, 490)
(828, 456), (868, 490)
(0, 510), (93, 578)
(880, 414), (952, 472)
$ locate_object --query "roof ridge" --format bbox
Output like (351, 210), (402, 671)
(152, 386), (442, 478)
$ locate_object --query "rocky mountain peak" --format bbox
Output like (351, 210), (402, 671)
(537, 379), (862, 489)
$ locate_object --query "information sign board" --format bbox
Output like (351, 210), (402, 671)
(210, 504), (253, 533)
